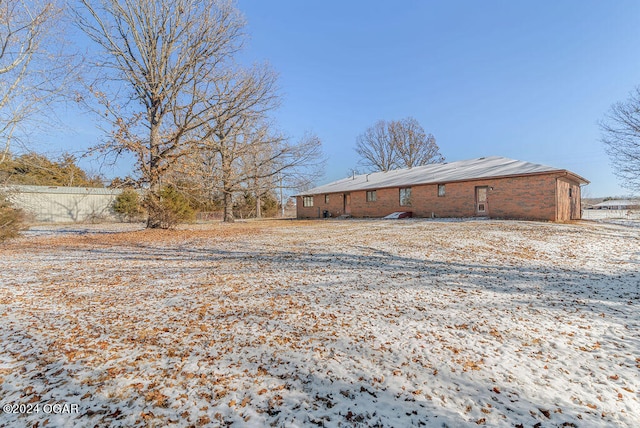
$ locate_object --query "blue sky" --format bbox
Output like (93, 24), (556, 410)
(232, 0), (640, 197)
(41, 1), (640, 197)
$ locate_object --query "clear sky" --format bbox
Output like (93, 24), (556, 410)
(40, 1), (640, 197)
(232, 0), (640, 197)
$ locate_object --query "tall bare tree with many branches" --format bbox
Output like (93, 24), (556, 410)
(354, 120), (396, 172)
(194, 64), (280, 222)
(1, 0), (72, 165)
(74, 0), (245, 227)
(188, 65), (324, 222)
(355, 117), (444, 172)
(600, 87), (640, 193)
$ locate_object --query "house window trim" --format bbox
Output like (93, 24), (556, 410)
(399, 187), (412, 206)
(303, 196), (314, 207)
(438, 184), (446, 197)
(366, 190), (377, 202)
(325, 194), (330, 204)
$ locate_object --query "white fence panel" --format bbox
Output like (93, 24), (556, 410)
(582, 209), (640, 220)
(5, 185), (124, 223)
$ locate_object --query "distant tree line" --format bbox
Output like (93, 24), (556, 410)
(0, 152), (102, 187)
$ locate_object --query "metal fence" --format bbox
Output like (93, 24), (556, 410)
(4, 185), (124, 223)
(582, 209), (640, 221)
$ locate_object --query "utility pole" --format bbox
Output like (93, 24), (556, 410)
(279, 173), (284, 217)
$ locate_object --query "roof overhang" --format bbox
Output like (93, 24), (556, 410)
(297, 170), (590, 196)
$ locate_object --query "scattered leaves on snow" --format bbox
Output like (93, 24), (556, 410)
(1, 219), (639, 427)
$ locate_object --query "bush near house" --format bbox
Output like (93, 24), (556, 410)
(0, 192), (27, 242)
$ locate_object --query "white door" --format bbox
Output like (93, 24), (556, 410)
(476, 186), (488, 215)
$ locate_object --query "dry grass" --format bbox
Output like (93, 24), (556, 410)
(2, 219), (315, 251)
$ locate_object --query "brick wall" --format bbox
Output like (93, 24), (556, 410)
(296, 193), (346, 218)
(297, 172), (583, 221)
(475, 175), (558, 221)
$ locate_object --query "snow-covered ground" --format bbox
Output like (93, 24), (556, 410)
(1, 219), (639, 427)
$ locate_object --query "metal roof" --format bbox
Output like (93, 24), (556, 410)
(300, 156), (589, 196)
(593, 199), (639, 208)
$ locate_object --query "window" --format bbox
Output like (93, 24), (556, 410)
(325, 194), (330, 204)
(399, 188), (412, 206)
(303, 196), (314, 207)
(569, 188), (573, 198)
(438, 184), (445, 197)
(366, 190), (377, 202)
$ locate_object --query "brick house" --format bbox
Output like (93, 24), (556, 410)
(296, 156), (589, 222)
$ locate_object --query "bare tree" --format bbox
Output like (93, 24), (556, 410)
(176, 57), (325, 222)
(232, 131), (325, 221)
(176, 117), (324, 222)
(601, 87), (640, 193)
(74, 0), (245, 227)
(241, 131), (279, 218)
(276, 132), (325, 193)
(391, 117), (444, 168)
(194, 64), (280, 222)
(355, 120), (397, 172)
(201, 123), (324, 222)
(1, 0), (71, 164)
(355, 117), (444, 171)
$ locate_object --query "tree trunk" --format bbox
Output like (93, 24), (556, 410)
(146, 115), (163, 228)
(220, 149), (235, 223)
(255, 193), (262, 218)
(146, 190), (163, 229)
(223, 190), (234, 222)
